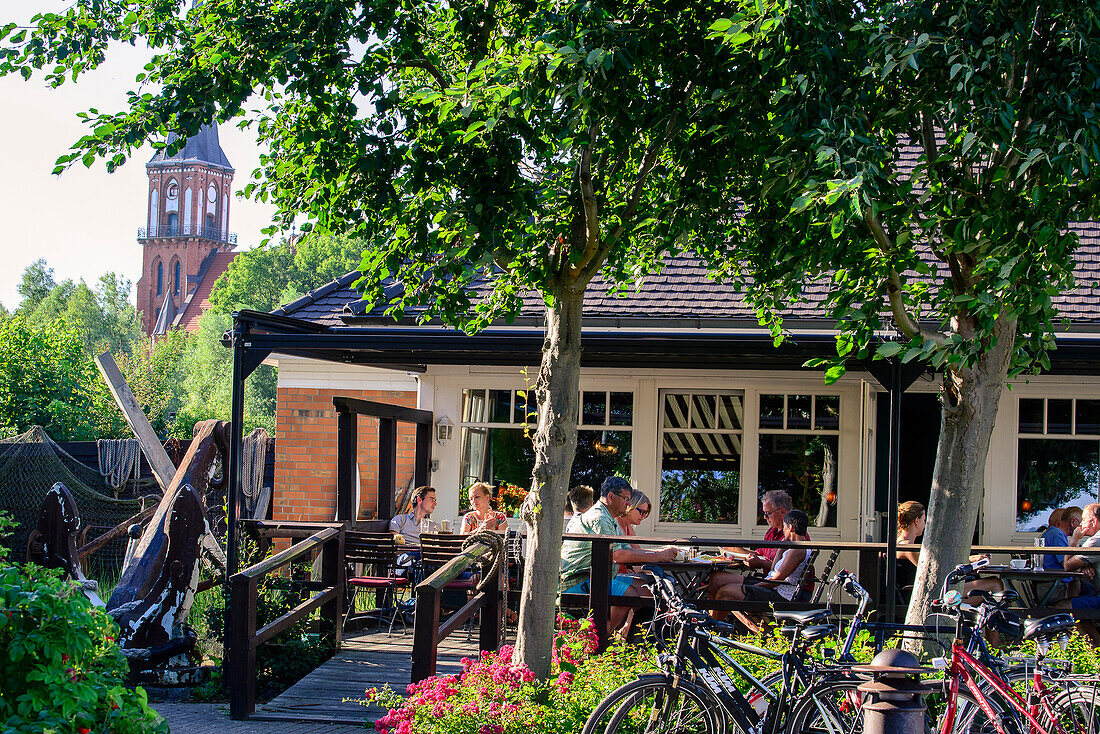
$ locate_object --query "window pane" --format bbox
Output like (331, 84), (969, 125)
(691, 394), (717, 429)
(757, 434), (840, 527)
(787, 395), (812, 430)
(1016, 438), (1099, 531)
(1018, 399), (1044, 434)
(462, 389), (486, 423)
(1048, 399), (1072, 435)
(576, 430), (633, 491)
(1077, 400), (1100, 435)
(660, 431), (740, 523)
(609, 392), (633, 426)
(582, 391), (606, 426)
(460, 426), (628, 499)
(514, 390), (532, 424)
(663, 393), (690, 429)
(488, 390), (512, 423)
(814, 396), (840, 430)
(717, 395), (743, 430)
(760, 394), (784, 429)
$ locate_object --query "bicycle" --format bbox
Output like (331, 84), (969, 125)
(928, 559), (1100, 734)
(582, 569), (868, 734)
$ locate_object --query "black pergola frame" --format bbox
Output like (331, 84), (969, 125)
(222, 308), (1100, 621)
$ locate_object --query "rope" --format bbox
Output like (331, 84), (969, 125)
(461, 529), (505, 592)
(97, 439), (141, 492)
(241, 430), (268, 513)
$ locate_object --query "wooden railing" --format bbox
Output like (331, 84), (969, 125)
(565, 534), (1100, 652)
(228, 522), (345, 720)
(411, 540), (503, 682)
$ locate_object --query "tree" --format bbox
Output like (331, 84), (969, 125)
(16, 264), (144, 358)
(0, 316), (121, 440)
(0, 0), (776, 674)
(709, 0), (1100, 626)
(16, 258), (55, 313)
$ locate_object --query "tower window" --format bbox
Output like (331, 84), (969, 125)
(166, 212), (178, 235)
(174, 262), (181, 295)
(156, 262), (163, 295)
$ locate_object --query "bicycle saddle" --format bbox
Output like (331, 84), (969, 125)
(773, 609), (834, 626)
(1023, 614), (1075, 642)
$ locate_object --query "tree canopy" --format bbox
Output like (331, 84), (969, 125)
(708, 0), (1100, 623)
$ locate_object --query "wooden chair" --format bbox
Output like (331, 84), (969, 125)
(343, 531), (410, 635)
(421, 533), (482, 637)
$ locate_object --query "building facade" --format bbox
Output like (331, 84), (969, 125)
(262, 243), (1100, 549)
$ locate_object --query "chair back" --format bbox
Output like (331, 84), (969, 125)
(810, 549), (841, 604)
(344, 531), (401, 567)
(420, 532), (469, 573)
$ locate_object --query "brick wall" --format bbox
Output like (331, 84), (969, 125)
(274, 386), (420, 523)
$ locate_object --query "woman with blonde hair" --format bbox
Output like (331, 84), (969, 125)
(617, 490), (651, 539)
(461, 481), (508, 533)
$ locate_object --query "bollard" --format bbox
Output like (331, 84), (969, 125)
(853, 648), (934, 734)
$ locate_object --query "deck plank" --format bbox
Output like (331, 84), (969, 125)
(254, 627), (511, 724)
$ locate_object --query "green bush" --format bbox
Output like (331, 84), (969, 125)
(0, 513), (165, 733)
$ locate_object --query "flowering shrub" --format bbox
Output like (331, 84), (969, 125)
(367, 615), (653, 734)
(495, 482), (529, 517)
(0, 513), (165, 734)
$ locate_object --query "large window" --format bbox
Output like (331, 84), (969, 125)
(1016, 398), (1100, 531)
(659, 392), (743, 524)
(459, 389), (633, 495)
(758, 394), (840, 527)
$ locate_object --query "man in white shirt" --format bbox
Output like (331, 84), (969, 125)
(388, 486), (437, 547)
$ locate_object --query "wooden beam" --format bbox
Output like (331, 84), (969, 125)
(94, 352), (177, 491)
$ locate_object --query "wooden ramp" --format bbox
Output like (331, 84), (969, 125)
(252, 629), (498, 725)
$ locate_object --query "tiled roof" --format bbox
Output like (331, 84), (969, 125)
(275, 219), (1100, 329)
(176, 251), (237, 333)
(148, 124), (233, 171)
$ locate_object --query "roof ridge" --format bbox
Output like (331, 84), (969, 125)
(271, 270), (361, 316)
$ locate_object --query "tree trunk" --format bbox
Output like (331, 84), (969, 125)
(515, 285), (584, 678)
(904, 315), (1017, 628)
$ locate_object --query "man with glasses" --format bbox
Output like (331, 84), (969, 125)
(708, 490), (801, 600)
(560, 476), (676, 632)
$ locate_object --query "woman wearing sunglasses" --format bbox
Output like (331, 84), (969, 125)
(617, 490), (651, 539)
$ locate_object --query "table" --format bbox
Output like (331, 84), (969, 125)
(977, 566), (1086, 607)
(647, 559), (734, 600)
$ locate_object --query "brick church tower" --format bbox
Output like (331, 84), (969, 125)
(136, 124), (238, 335)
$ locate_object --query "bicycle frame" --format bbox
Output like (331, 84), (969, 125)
(940, 638), (1061, 734)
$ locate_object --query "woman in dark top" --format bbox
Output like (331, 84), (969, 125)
(895, 501), (925, 596)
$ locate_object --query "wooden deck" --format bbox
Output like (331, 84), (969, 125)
(252, 628), (507, 725)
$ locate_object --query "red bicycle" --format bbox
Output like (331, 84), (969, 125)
(933, 560), (1099, 734)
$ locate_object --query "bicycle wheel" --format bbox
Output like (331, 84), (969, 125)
(581, 675), (724, 734)
(785, 678), (864, 734)
(934, 684), (1017, 734)
(1047, 687), (1100, 734)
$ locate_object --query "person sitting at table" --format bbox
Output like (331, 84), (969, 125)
(1058, 503), (1100, 643)
(707, 490), (809, 600)
(895, 501), (925, 600)
(1042, 506), (1080, 569)
(710, 510), (813, 631)
(462, 481), (508, 533)
(893, 500), (1001, 604)
(617, 491), (651, 539)
(566, 484), (595, 522)
(560, 476), (677, 633)
(389, 485), (437, 547)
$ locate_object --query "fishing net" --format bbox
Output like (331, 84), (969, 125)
(0, 426), (156, 576)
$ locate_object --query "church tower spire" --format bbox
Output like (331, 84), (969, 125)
(137, 124), (236, 335)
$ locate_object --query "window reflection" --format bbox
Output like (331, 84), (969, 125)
(1016, 439), (1099, 531)
(757, 434), (839, 527)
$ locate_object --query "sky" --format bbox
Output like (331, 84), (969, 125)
(0, 9), (277, 312)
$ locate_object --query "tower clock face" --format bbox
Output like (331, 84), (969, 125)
(166, 182), (179, 200)
(208, 184), (217, 202)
